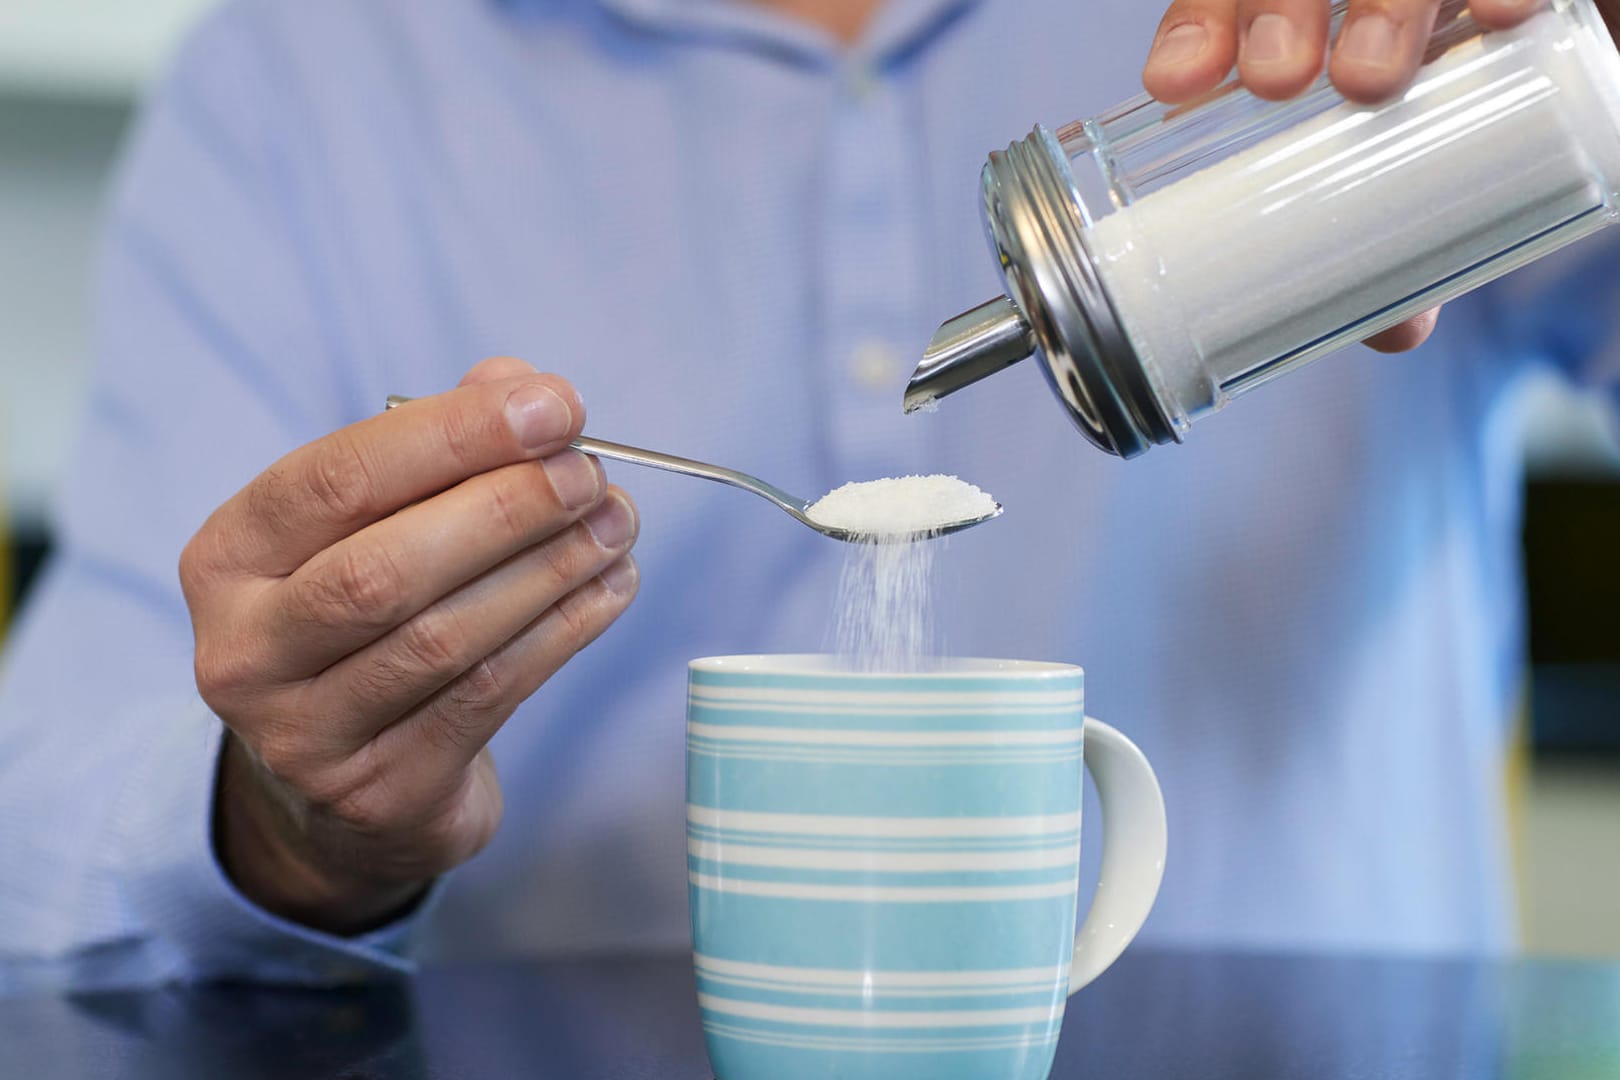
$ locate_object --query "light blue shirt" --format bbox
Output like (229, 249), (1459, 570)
(3, 0), (1618, 992)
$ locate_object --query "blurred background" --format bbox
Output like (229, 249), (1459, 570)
(2, 0), (1617, 958)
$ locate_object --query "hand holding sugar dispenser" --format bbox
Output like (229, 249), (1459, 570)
(907, 0), (1620, 457)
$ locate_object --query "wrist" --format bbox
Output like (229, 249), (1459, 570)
(212, 732), (427, 936)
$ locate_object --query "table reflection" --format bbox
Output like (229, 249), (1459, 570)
(0, 949), (1614, 1079)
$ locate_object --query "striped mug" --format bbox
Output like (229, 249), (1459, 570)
(687, 655), (1166, 1080)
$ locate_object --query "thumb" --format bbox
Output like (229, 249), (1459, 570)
(459, 356), (539, 387)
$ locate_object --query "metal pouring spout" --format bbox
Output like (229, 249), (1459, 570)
(903, 296), (1035, 414)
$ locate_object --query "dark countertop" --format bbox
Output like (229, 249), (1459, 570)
(3, 948), (1618, 1079)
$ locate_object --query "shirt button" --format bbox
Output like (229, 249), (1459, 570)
(845, 59), (880, 102)
(850, 340), (900, 390)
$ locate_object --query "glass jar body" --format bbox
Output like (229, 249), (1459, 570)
(1055, 0), (1620, 433)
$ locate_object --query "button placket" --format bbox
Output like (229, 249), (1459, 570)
(818, 62), (933, 488)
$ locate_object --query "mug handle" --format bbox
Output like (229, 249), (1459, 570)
(1068, 717), (1167, 996)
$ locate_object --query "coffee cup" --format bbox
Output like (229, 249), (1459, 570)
(687, 655), (1166, 1080)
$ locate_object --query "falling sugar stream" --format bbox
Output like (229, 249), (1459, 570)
(827, 537), (943, 672)
(808, 475), (996, 673)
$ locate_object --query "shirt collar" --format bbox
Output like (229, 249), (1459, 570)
(501, 0), (984, 69)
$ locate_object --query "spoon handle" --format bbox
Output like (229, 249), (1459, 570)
(383, 395), (809, 517)
(572, 436), (809, 516)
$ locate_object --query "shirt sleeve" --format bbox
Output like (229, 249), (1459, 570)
(0, 4), (427, 991)
(109, 694), (428, 988)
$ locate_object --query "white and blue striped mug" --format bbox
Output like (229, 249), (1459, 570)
(687, 655), (1167, 1080)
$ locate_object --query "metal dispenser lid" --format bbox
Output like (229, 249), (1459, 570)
(904, 296), (1035, 411)
(904, 126), (1178, 459)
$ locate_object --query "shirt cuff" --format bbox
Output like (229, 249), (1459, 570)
(108, 696), (439, 986)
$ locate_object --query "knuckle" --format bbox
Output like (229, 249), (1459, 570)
(343, 647), (421, 706)
(178, 536), (206, 592)
(178, 528), (226, 594)
(449, 656), (508, 720)
(393, 609), (472, 682)
(533, 529), (585, 591)
(244, 463), (298, 529)
(420, 659), (507, 755)
(485, 468), (541, 546)
(193, 639), (259, 706)
(1347, 0), (1421, 26)
(550, 582), (606, 644)
(1171, 0), (1226, 20)
(303, 434), (380, 523)
(307, 545), (410, 632)
(438, 404), (489, 474)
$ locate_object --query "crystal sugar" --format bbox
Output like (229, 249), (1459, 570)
(806, 475), (997, 539)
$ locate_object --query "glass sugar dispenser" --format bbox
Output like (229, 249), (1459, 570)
(907, 0), (1620, 457)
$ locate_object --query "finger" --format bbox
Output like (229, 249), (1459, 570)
(1236, 0), (1331, 100)
(377, 554), (640, 786)
(1143, 0), (1241, 104)
(1330, 0), (1443, 104)
(459, 356), (538, 387)
(1469, 0), (1547, 31)
(261, 450), (611, 676)
(298, 490), (639, 750)
(212, 373), (586, 577)
(1363, 307), (1441, 352)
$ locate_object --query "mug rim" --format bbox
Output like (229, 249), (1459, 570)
(689, 654), (1083, 679)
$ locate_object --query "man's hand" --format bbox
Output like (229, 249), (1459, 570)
(1140, 0), (1553, 354)
(182, 357), (640, 935)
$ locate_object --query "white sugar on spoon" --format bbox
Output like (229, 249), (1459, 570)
(807, 475), (1000, 541)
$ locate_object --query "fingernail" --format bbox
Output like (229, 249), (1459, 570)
(1244, 13), (1297, 64)
(544, 450), (601, 510)
(601, 555), (639, 596)
(505, 384), (572, 451)
(1340, 14), (1398, 67)
(1151, 23), (1208, 66)
(582, 492), (637, 550)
